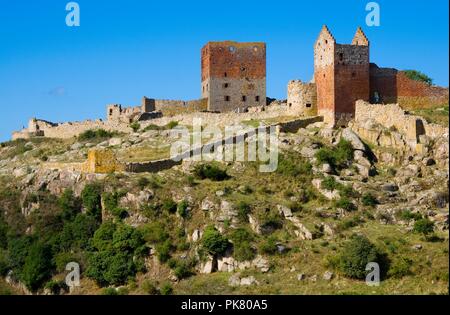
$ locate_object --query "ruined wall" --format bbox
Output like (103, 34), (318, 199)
(314, 26), (370, 126)
(354, 100), (448, 146)
(201, 41), (266, 112)
(287, 80), (317, 116)
(154, 98), (208, 116)
(370, 64), (449, 109)
(81, 149), (125, 174)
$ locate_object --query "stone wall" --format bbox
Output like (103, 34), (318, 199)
(154, 98), (208, 116)
(201, 41), (266, 112)
(370, 64), (449, 109)
(81, 149), (125, 173)
(354, 100), (449, 147)
(287, 80), (317, 116)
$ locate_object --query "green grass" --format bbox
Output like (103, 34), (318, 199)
(409, 105), (449, 126)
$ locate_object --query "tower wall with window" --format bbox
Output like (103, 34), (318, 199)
(201, 41), (266, 112)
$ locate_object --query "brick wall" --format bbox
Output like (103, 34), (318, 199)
(201, 41), (266, 112)
(370, 64), (449, 109)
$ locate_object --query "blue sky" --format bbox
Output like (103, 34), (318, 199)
(0, 0), (448, 141)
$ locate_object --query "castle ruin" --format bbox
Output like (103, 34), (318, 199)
(201, 41), (266, 112)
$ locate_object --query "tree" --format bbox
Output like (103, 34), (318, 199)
(403, 70), (433, 85)
(58, 189), (81, 222)
(337, 235), (383, 279)
(81, 183), (103, 219)
(21, 242), (53, 291)
(202, 226), (229, 256)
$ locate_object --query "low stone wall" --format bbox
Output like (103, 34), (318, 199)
(278, 116), (323, 133)
(155, 98), (208, 116)
(125, 159), (182, 173)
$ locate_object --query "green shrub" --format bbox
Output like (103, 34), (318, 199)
(162, 199), (177, 214)
(321, 177), (339, 191)
(78, 129), (116, 141)
(0, 249), (10, 276)
(413, 218), (434, 235)
(21, 242), (53, 291)
(160, 282), (173, 295)
(202, 226), (229, 256)
(362, 193), (378, 207)
(334, 197), (357, 212)
(166, 121), (179, 129)
(140, 222), (169, 244)
(102, 192), (128, 219)
(277, 154), (312, 177)
(399, 210), (422, 221)
(173, 260), (194, 279)
(259, 235), (278, 255)
(230, 228), (256, 262)
(237, 201), (251, 223)
(193, 164), (229, 181)
(81, 183), (103, 219)
(403, 70), (433, 85)
(44, 280), (68, 295)
(59, 214), (99, 250)
(177, 200), (189, 219)
(156, 239), (172, 263)
(137, 177), (150, 189)
(58, 189), (81, 221)
(388, 257), (413, 278)
(337, 235), (384, 279)
(315, 139), (353, 169)
(130, 122), (140, 132)
(142, 280), (159, 295)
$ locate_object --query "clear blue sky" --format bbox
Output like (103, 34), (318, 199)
(0, 0), (448, 141)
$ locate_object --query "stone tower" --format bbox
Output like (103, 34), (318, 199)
(314, 26), (370, 126)
(201, 41), (266, 112)
(287, 80), (317, 116)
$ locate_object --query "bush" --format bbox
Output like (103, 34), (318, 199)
(230, 228), (256, 262)
(361, 193), (378, 207)
(337, 235), (384, 279)
(142, 280), (159, 295)
(237, 201), (251, 223)
(137, 177), (150, 190)
(388, 257), (413, 278)
(156, 239), (172, 263)
(141, 222), (169, 244)
(173, 260), (194, 279)
(160, 282), (173, 295)
(78, 129), (116, 141)
(0, 249), (10, 276)
(58, 189), (81, 221)
(130, 122), (140, 132)
(399, 210), (422, 221)
(315, 139), (353, 170)
(177, 200), (189, 219)
(403, 70), (433, 85)
(166, 121), (179, 129)
(202, 226), (229, 256)
(259, 235), (278, 255)
(193, 164), (229, 181)
(334, 197), (357, 212)
(102, 192), (128, 219)
(321, 177), (339, 191)
(413, 218), (434, 235)
(277, 154), (312, 177)
(81, 183), (103, 219)
(21, 242), (53, 291)
(45, 280), (68, 295)
(159, 199), (176, 214)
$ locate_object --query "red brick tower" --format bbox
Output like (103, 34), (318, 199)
(314, 26), (370, 126)
(201, 41), (266, 112)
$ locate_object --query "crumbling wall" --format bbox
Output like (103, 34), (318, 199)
(354, 100), (448, 145)
(370, 64), (449, 109)
(154, 98), (207, 116)
(81, 149), (125, 174)
(287, 80), (317, 116)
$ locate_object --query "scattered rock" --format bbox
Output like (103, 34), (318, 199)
(323, 271), (334, 281)
(297, 274), (305, 281)
(382, 183), (399, 192)
(277, 205), (293, 218)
